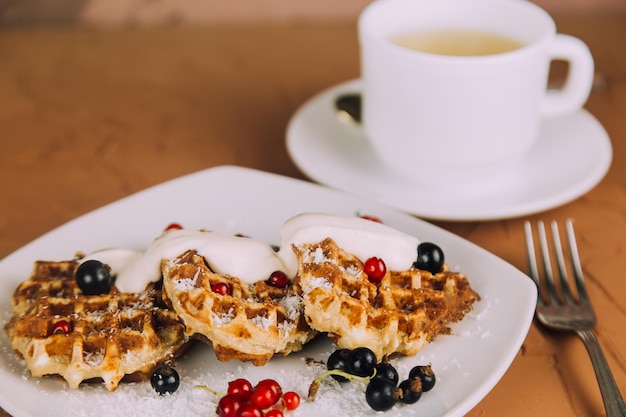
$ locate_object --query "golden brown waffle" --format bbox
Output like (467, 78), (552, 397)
(4, 259), (189, 391)
(162, 250), (316, 366)
(293, 238), (479, 360)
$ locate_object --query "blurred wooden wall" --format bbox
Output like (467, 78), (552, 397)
(1, 0), (625, 26)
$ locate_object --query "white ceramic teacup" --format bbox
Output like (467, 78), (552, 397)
(359, 0), (594, 186)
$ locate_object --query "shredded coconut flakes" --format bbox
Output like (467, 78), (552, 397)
(300, 277), (332, 294)
(251, 315), (273, 331)
(278, 295), (302, 321)
(212, 307), (235, 325)
(277, 321), (296, 338)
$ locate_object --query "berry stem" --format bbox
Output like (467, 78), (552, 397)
(195, 384), (224, 397)
(307, 369), (376, 401)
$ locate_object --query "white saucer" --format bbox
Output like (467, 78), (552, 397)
(286, 79), (613, 221)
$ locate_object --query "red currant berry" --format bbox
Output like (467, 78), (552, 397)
(364, 257), (387, 283)
(238, 404), (264, 417)
(265, 271), (290, 289)
(164, 223), (183, 231)
(227, 378), (253, 401)
(257, 379), (282, 397)
(360, 215), (382, 223)
(282, 391), (301, 410)
(217, 394), (243, 417)
(250, 379), (281, 409)
(211, 282), (230, 296)
(51, 320), (72, 335)
(265, 410), (284, 417)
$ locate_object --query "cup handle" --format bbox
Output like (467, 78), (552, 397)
(541, 34), (594, 118)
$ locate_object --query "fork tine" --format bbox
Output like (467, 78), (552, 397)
(524, 222), (539, 281)
(550, 221), (576, 304)
(565, 219), (591, 304)
(524, 221), (544, 305)
(536, 221), (561, 305)
(524, 221), (552, 305)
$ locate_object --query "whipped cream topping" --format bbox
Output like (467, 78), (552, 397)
(80, 213), (419, 293)
(277, 213), (419, 276)
(85, 230), (287, 293)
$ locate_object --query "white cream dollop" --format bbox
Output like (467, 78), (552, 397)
(80, 213), (419, 293)
(102, 229), (287, 293)
(278, 213), (419, 276)
(81, 248), (142, 277)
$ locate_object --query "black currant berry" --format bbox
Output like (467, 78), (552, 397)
(348, 347), (377, 377)
(151, 365), (180, 395)
(409, 364), (436, 392)
(365, 378), (398, 411)
(398, 378), (423, 404)
(327, 349), (352, 382)
(414, 242), (445, 274)
(75, 260), (112, 295)
(372, 363), (399, 385)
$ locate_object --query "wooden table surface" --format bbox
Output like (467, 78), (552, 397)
(1, 12), (625, 417)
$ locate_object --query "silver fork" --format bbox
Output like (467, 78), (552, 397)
(525, 220), (626, 417)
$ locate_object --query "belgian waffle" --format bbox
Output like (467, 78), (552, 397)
(162, 250), (316, 366)
(294, 238), (478, 360)
(4, 259), (189, 391)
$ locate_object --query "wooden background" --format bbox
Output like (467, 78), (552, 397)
(1, 0), (625, 26)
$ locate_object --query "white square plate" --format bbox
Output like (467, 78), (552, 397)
(0, 166), (536, 417)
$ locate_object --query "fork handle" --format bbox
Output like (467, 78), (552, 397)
(576, 329), (626, 417)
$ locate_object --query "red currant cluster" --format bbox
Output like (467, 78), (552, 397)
(199, 378), (300, 417)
